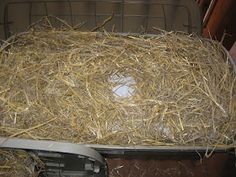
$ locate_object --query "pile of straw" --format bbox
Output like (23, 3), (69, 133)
(0, 30), (235, 147)
(0, 149), (42, 177)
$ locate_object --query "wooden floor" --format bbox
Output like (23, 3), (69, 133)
(106, 152), (236, 177)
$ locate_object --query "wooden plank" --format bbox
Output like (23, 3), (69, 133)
(203, 0), (233, 37)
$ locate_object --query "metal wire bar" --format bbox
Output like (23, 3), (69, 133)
(67, 0), (74, 26)
(161, 4), (167, 30)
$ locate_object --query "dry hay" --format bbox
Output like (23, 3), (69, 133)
(0, 149), (43, 177)
(0, 29), (235, 148)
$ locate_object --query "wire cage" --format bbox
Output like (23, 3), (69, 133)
(1, 1), (236, 177)
(0, 0), (201, 39)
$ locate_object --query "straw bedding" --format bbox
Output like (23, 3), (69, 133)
(0, 30), (235, 148)
(0, 149), (43, 177)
